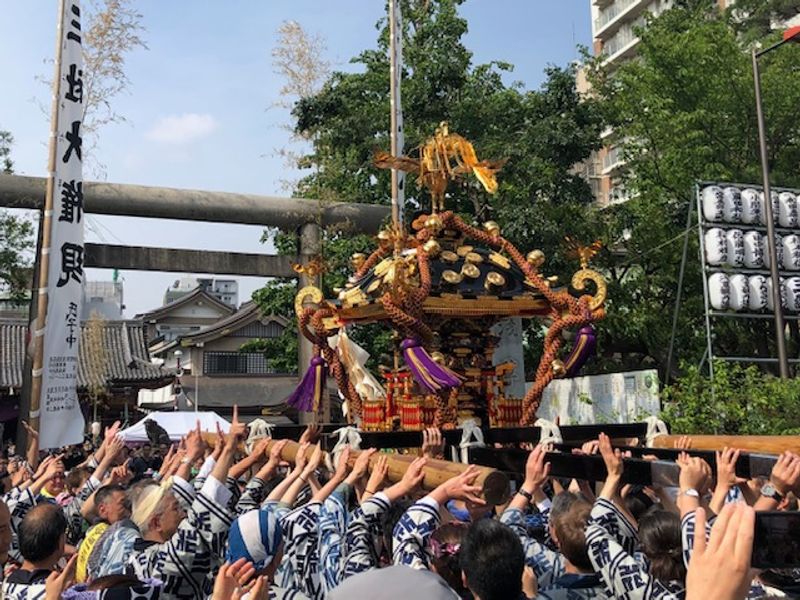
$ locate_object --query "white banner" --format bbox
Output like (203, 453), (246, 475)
(40, 0), (86, 449)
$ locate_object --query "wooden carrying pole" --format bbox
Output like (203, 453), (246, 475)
(652, 435), (800, 455)
(29, 0), (68, 436)
(205, 435), (510, 505)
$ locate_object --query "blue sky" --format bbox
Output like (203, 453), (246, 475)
(1, 1), (592, 317)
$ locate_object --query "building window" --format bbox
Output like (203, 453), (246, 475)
(203, 351), (277, 375)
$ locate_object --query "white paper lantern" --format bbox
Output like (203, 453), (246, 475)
(778, 192), (799, 228)
(708, 273), (730, 310)
(785, 277), (800, 312)
(741, 188), (761, 224)
(743, 231), (765, 268)
(763, 234), (783, 269)
(759, 190), (780, 225)
(725, 229), (744, 267)
(728, 274), (750, 311)
(704, 228), (727, 265)
(748, 275), (768, 310)
(766, 277), (787, 311)
(782, 234), (800, 271)
(722, 187), (742, 222)
(702, 186), (724, 222)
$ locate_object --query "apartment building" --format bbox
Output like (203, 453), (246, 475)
(164, 276), (239, 308)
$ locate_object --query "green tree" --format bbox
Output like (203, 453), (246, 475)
(0, 131), (35, 304)
(586, 3), (800, 377)
(256, 0), (605, 374)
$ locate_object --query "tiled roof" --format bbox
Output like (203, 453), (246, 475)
(0, 319), (172, 390)
(177, 302), (289, 346)
(136, 287), (235, 321)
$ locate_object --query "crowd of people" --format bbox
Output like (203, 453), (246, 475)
(0, 416), (797, 600)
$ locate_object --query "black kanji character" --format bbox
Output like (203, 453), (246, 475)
(62, 121), (82, 163)
(59, 180), (83, 224)
(65, 64), (83, 103)
(57, 243), (84, 287)
(67, 4), (81, 44)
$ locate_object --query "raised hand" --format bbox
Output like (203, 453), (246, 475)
(365, 453), (389, 496)
(294, 441), (311, 473)
(21, 421), (38, 440)
(212, 559), (256, 600)
(715, 447), (741, 489)
(303, 443), (324, 476)
(185, 421), (207, 462)
(431, 464), (485, 506)
(422, 428), (445, 459)
(679, 455), (712, 494)
(346, 448), (376, 486)
(674, 435), (693, 450)
(299, 424), (321, 445)
(228, 405), (247, 446)
(598, 433), (623, 480)
(268, 439), (289, 465)
(45, 554), (77, 600)
(769, 451), (800, 497)
(523, 444), (551, 491)
(686, 504), (755, 600)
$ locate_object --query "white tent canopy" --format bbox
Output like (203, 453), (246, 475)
(119, 411), (230, 443)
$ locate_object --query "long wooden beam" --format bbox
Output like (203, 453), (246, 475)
(653, 435), (800, 455)
(0, 174), (389, 233)
(84, 243), (296, 278)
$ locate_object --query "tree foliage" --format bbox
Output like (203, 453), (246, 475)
(585, 3), (800, 377)
(0, 131), (35, 304)
(663, 360), (800, 434)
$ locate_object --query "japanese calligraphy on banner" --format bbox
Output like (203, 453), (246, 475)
(40, 1), (86, 449)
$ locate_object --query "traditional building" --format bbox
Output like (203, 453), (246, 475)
(0, 318), (172, 437)
(137, 287), (235, 345)
(144, 302), (299, 423)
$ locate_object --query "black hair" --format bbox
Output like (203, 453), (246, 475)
(430, 522), (469, 598)
(623, 486), (656, 522)
(381, 499), (412, 565)
(639, 510), (686, 584)
(18, 503), (67, 563)
(461, 519), (524, 600)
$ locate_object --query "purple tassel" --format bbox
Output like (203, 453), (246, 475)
(286, 355), (326, 412)
(401, 337), (463, 393)
(563, 325), (597, 377)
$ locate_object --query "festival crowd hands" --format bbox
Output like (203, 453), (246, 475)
(3, 417), (800, 600)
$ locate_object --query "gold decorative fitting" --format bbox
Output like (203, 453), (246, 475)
(374, 258), (393, 277)
(373, 121), (506, 213)
(564, 237), (603, 269)
(431, 351), (446, 365)
(422, 239), (441, 257)
(350, 253), (366, 271)
(367, 279), (383, 294)
(377, 230), (392, 247)
(424, 215), (444, 234)
(485, 272), (506, 290)
(465, 252), (483, 264)
(571, 268), (607, 311)
(441, 251), (459, 263)
(489, 252), (511, 269)
(292, 256), (327, 278)
(442, 270), (463, 285)
(526, 250), (546, 269)
(461, 263), (480, 279)
(552, 359), (567, 377)
(456, 245), (474, 257)
(294, 286), (323, 318)
(483, 221), (501, 237)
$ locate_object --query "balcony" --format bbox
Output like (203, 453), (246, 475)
(602, 145), (626, 175)
(594, 0), (615, 8)
(594, 0), (649, 40)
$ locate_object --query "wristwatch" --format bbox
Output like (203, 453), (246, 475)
(680, 488), (700, 499)
(517, 488), (534, 503)
(180, 457), (192, 465)
(761, 482), (784, 502)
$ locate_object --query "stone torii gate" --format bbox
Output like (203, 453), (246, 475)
(0, 173), (389, 425)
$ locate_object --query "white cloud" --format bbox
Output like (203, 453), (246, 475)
(145, 113), (218, 144)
